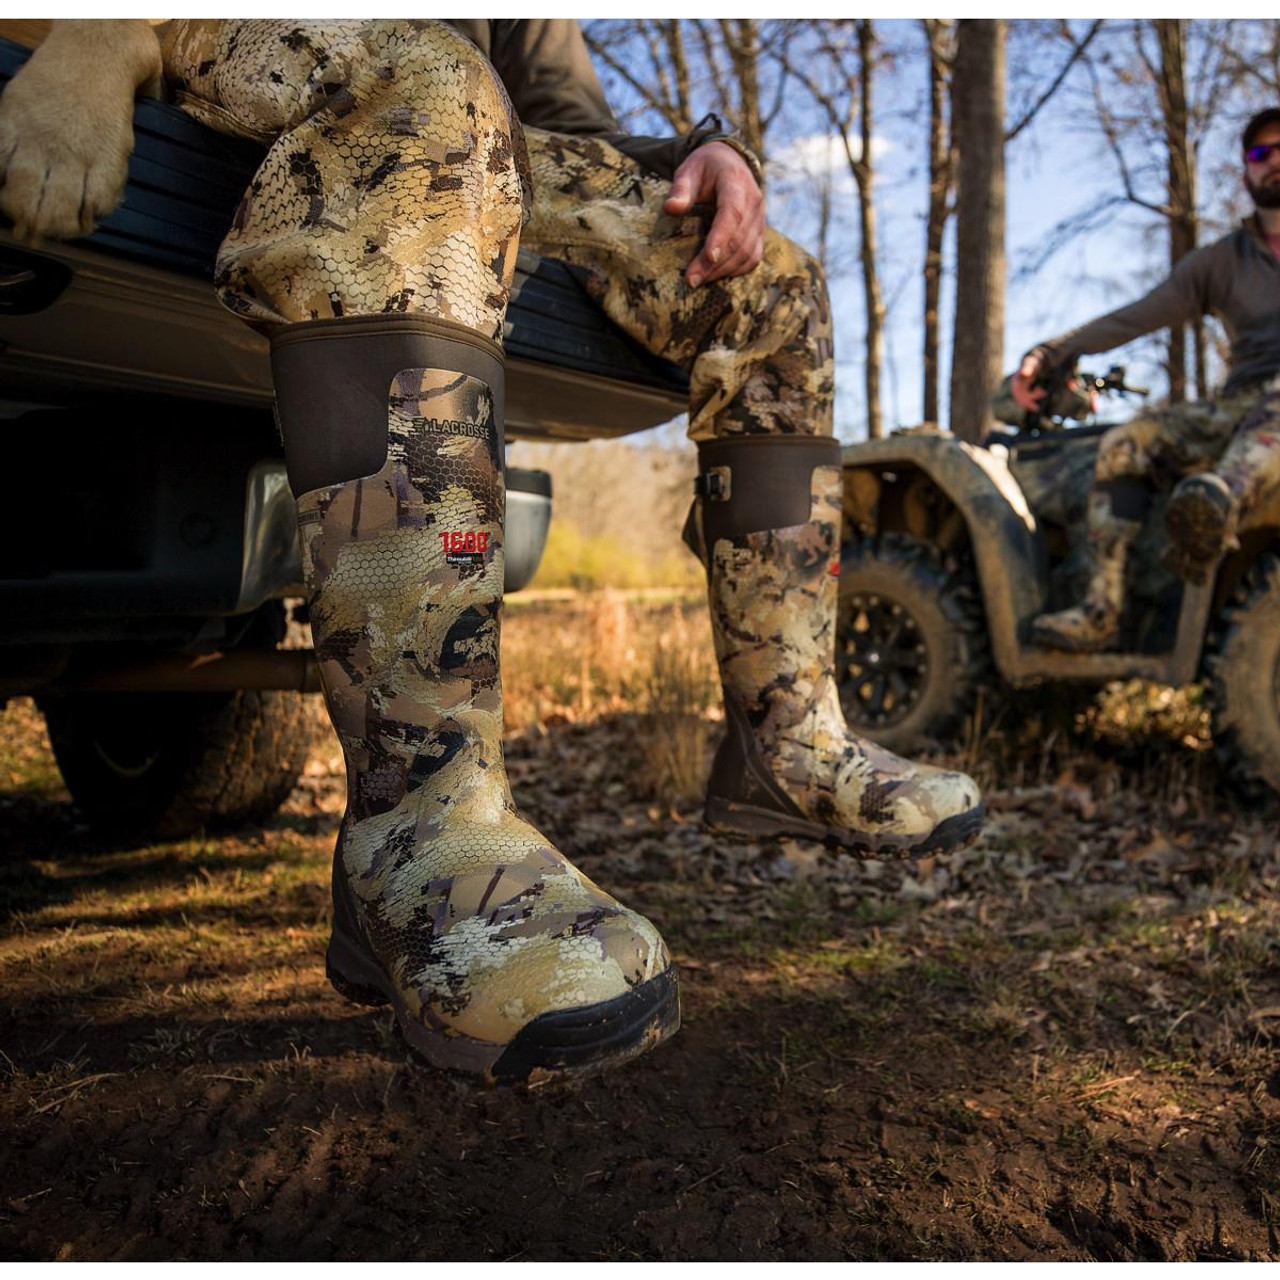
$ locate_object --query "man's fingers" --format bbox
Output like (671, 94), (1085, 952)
(704, 236), (751, 284)
(688, 199), (747, 286)
(731, 208), (766, 276)
(1009, 352), (1049, 411)
(664, 156), (708, 216)
(664, 177), (694, 214)
(672, 143), (766, 285)
(702, 206), (764, 283)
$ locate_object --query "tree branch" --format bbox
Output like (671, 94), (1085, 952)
(1005, 19), (1104, 143)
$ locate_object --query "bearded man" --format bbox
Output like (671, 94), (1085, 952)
(1016, 108), (1280, 652)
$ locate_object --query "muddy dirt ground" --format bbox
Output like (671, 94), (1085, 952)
(3, 619), (1280, 1259)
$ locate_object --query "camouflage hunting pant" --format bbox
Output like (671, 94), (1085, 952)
(158, 18), (834, 441)
(1095, 385), (1280, 521)
(520, 128), (833, 440)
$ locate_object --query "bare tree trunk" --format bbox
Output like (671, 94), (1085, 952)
(856, 20), (885, 439)
(720, 19), (763, 156)
(1156, 18), (1196, 403)
(816, 169), (832, 271)
(660, 20), (693, 132)
(949, 19), (1006, 444)
(923, 19), (953, 426)
(777, 22), (886, 437)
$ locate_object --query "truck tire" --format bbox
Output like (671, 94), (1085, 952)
(39, 687), (314, 841)
(836, 532), (990, 752)
(1205, 551), (1280, 796)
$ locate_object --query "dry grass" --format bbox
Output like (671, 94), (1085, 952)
(634, 605), (720, 804)
(501, 590), (720, 809)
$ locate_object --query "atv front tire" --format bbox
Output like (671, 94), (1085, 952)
(836, 533), (989, 752)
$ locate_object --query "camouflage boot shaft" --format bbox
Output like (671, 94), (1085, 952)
(274, 317), (678, 1083)
(685, 435), (985, 858)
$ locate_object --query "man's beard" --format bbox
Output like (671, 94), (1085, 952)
(1246, 172), (1280, 209)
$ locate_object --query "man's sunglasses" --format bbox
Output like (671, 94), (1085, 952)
(1246, 142), (1280, 163)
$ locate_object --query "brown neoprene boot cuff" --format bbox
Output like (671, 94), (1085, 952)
(682, 433), (843, 566)
(270, 314), (506, 498)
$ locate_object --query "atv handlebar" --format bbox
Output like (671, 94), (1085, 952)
(1081, 365), (1149, 400)
(990, 362), (1148, 431)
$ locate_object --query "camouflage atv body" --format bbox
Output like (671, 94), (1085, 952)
(835, 422), (1280, 795)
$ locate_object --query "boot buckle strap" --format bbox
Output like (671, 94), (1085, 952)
(694, 465), (732, 502)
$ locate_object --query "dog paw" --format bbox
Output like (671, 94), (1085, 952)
(0, 47), (138, 240)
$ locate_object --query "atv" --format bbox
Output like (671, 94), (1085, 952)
(834, 366), (1280, 795)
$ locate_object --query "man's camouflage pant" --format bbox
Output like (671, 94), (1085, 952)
(158, 18), (834, 442)
(1095, 385), (1280, 518)
(1077, 385), (1280, 581)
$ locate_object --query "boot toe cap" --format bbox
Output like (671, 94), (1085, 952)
(414, 905), (673, 1051)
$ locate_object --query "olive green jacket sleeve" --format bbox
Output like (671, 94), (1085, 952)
(459, 18), (761, 184)
(1027, 240), (1220, 373)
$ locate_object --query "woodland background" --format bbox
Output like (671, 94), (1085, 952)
(513, 18), (1280, 588)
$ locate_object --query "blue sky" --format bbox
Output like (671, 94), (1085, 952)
(589, 18), (1269, 443)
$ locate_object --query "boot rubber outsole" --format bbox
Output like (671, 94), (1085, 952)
(1028, 619), (1119, 653)
(1164, 480), (1233, 585)
(703, 796), (986, 859)
(326, 923), (680, 1087)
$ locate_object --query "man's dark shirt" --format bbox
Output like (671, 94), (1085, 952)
(1031, 218), (1280, 397)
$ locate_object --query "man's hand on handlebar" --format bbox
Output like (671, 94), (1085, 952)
(1011, 354), (1048, 412)
(1012, 352), (1099, 416)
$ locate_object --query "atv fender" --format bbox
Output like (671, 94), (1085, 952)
(840, 434), (1047, 683)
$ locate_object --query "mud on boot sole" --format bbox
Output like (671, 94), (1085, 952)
(703, 796), (986, 859)
(326, 926), (680, 1086)
(1029, 616), (1119, 654)
(1164, 479), (1235, 585)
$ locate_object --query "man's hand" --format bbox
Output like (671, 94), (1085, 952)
(0, 21), (161, 240)
(1012, 351), (1099, 416)
(1011, 353), (1047, 412)
(663, 140), (764, 288)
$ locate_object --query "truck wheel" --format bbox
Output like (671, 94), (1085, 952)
(836, 532), (990, 752)
(1205, 551), (1280, 796)
(38, 687), (314, 841)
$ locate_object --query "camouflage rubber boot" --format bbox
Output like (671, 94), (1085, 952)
(272, 315), (679, 1084)
(683, 435), (984, 859)
(1028, 598), (1121, 653)
(1163, 472), (1239, 585)
(1030, 482), (1144, 652)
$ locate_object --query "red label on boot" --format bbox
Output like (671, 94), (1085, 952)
(440, 530), (490, 567)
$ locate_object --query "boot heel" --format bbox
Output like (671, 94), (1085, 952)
(326, 927), (391, 1008)
(704, 795), (825, 842)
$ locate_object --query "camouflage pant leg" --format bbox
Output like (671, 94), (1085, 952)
(1094, 394), (1257, 488)
(158, 20), (527, 337)
(1079, 392), (1262, 609)
(1217, 387), (1280, 519)
(520, 126), (834, 441)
